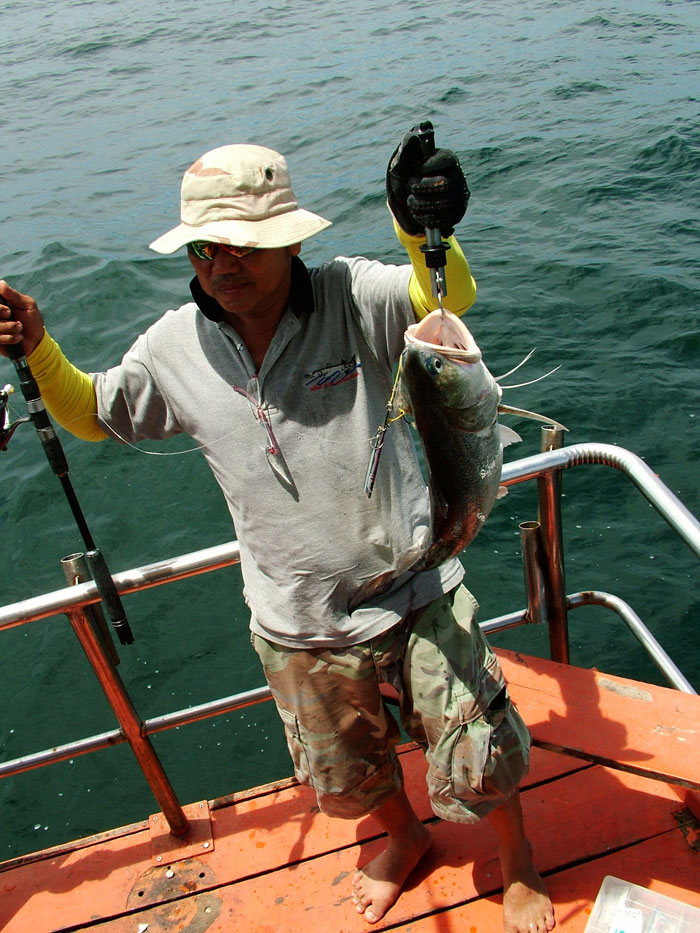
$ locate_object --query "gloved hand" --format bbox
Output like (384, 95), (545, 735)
(386, 123), (470, 237)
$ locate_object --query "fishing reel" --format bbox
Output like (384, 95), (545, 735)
(0, 384), (30, 452)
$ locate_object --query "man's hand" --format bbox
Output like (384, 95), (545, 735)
(386, 123), (470, 237)
(0, 281), (45, 357)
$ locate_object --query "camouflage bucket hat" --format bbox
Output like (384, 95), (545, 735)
(149, 144), (332, 253)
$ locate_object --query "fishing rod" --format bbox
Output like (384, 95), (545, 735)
(2, 337), (134, 646)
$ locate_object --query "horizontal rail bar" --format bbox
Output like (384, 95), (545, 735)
(482, 591), (697, 694)
(0, 444), (697, 788)
(145, 685), (273, 734)
(2, 587), (693, 782)
(2, 445), (696, 634)
(0, 540), (241, 632)
(0, 730), (124, 778)
(567, 591), (697, 694)
(500, 442), (700, 559)
(0, 686), (274, 780)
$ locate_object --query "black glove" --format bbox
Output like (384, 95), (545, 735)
(386, 124), (470, 237)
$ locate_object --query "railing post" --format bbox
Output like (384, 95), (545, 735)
(61, 554), (189, 837)
(536, 425), (570, 663)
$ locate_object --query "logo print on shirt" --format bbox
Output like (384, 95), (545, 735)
(305, 356), (362, 391)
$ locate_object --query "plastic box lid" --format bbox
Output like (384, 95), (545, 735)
(585, 876), (700, 932)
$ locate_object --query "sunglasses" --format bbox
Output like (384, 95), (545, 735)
(187, 241), (257, 261)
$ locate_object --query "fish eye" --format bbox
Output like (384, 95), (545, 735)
(431, 357), (443, 373)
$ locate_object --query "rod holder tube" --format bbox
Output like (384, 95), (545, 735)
(520, 521), (547, 626)
(62, 592), (189, 837)
(537, 425), (570, 663)
(62, 553), (120, 667)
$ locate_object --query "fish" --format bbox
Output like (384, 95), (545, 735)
(351, 309), (554, 610)
(397, 310), (516, 567)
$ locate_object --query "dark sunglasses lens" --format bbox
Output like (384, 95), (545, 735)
(188, 241), (214, 260)
(189, 242), (256, 260)
(222, 244), (256, 258)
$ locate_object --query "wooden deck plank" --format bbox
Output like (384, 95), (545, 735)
(4, 646), (698, 933)
(0, 747), (580, 933)
(384, 830), (700, 932)
(497, 648), (700, 788)
(92, 830), (700, 933)
(76, 764), (689, 933)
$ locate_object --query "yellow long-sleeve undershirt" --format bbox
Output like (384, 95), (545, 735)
(27, 330), (108, 442)
(26, 228), (476, 442)
(394, 221), (477, 319)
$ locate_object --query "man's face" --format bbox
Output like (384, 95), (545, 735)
(188, 243), (301, 321)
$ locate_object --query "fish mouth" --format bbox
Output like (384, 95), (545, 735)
(404, 310), (482, 362)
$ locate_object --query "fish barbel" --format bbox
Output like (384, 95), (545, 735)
(350, 310), (514, 610)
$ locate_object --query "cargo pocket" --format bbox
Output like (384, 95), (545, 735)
(427, 675), (529, 823)
(450, 677), (509, 795)
(276, 705), (312, 789)
(454, 686), (510, 794)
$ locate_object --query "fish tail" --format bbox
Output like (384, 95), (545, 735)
(348, 570), (399, 612)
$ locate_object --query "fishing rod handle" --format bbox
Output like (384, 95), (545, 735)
(3, 305), (30, 360)
(9, 351), (70, 476)
(5, 339), (26, 361)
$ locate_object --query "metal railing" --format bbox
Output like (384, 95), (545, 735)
(1, 433), (698, 836)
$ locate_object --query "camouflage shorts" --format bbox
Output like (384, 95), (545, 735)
(251, 584), (530, 822)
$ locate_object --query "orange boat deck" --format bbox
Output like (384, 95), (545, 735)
(2, 648), (698, 933)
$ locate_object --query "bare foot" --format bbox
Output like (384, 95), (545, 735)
(487, 793), (555, 933)
(501, 847), (555, 933)
(352, 823), (432, 924)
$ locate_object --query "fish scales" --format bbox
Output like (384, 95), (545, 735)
(350, 310), (503, 611)
(400, 338), (503, 571)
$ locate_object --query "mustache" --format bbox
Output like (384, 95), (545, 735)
(212, 272), (248, 284)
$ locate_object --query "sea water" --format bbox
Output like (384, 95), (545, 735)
(0, 0), (698, 859)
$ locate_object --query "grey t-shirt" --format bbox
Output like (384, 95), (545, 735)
(93, 255), (464, 647)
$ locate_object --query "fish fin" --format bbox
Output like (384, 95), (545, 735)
(499, 424), (522, 447)
(498, 403), (568, 432)
(496, 485), (508, 499)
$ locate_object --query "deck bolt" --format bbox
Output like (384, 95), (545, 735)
(203, 841), (210, 849)
(156, 855), (162, 862)
(166, 869), (174, 879)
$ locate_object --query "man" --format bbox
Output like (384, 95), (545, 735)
(0, 129), (555, 933)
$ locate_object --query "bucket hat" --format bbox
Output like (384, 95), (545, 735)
(149, 144), (332, 253)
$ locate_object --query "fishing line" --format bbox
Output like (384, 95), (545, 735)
(9, 401), (221, 458)
(59, 412), (236, 457)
